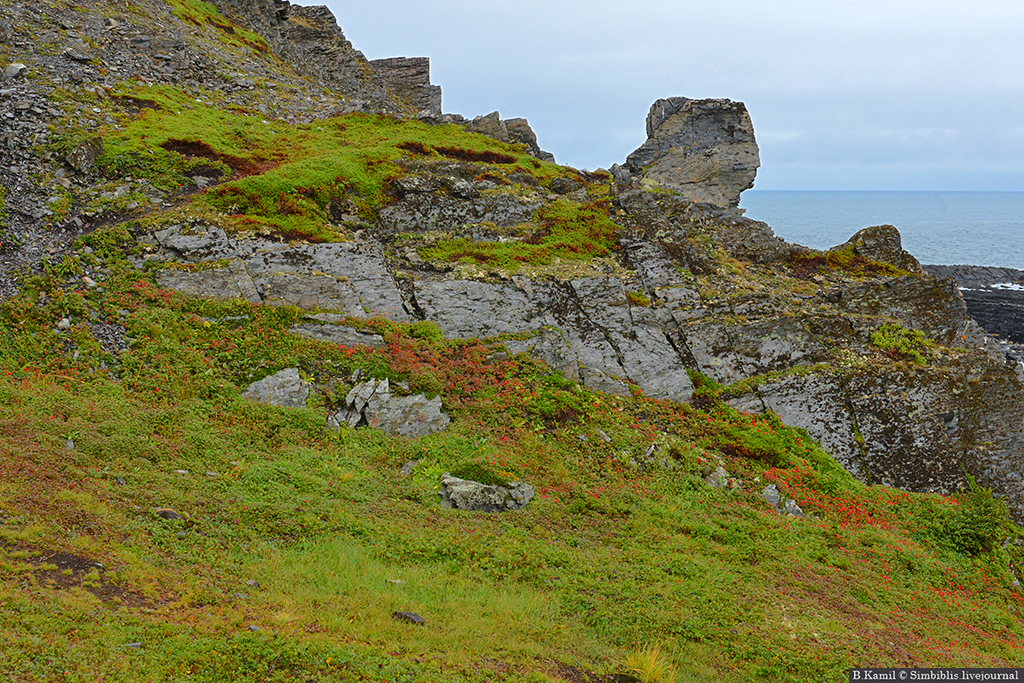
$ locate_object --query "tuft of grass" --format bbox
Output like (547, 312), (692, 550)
(621, 644), (678, 683)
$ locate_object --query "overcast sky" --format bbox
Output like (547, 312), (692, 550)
(325, 0), (1024, 191)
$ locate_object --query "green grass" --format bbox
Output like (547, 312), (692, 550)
(87, 84), (577, 243)
(166, 0), (271, 55)
(418, 199), (621, 268)
(2, 235), (1024, 681)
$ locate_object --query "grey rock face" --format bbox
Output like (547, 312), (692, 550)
(416, 277), (695, 402)
(242, 367), (310, 408)
(439, 473), (535, 512)
(147, 225), (410, 320)
(289, 318), (386, 348)
(625, 97), (760, 209)
(368, 57), (441, 115)
(376, 191), (539, 234)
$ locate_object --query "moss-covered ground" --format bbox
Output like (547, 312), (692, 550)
(1, 227), (1023, 683)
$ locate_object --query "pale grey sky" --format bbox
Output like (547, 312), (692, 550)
(325, 0), (1024, 190)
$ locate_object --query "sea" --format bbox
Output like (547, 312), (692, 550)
(738, 191), (1024, 270)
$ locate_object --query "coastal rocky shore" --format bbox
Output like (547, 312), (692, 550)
(925, 264), (1024, 361)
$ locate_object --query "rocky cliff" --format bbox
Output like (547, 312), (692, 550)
(2, 0), (1023, 522)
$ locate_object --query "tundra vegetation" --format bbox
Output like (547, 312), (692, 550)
(3, 0), (1024, 681)
(2, 223), (1024, 682)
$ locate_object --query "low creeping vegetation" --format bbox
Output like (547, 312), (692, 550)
(1, 230), (1023, 682)
(871, 322), (935, 365)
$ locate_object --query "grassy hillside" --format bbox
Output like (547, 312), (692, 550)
(3, 0), (1024, 680)
(1, 228), (1024, 682)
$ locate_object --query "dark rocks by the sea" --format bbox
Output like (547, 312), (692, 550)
(925, 264), (1024, 361)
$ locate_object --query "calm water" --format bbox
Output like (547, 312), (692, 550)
(739, 191), (1024, 270)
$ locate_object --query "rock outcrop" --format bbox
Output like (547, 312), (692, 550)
(461, 112), (555, 162)
(439, 473), (535, 512)
(142, 224), (410, 320)
(242, 367), (310, 408)
(831, 225), (924, 275)
(369, 57), (442, 116)
(212, 0), (433, 113)
(624, 97), (760, 209)
(328, 378), (451, 437)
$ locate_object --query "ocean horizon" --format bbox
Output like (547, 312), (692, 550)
(739, 190), (1024, 270)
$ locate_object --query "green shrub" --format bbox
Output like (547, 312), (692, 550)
(408, 367), (444, 397)
(408, 320), (446, 343)
(940, 476), (1016, 555)
(870, 322), (933, 365)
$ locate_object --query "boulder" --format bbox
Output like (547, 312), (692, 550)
(624, 97), (759, 209)
(392, 611), (425, 625)
(704, 466), (731, 489)
(3, 62), (26, 79)
(439, 473), (535, 512)
(761, 484), (803, 516)
(65, 136), (104, 174)
(242, 368), (310, 408)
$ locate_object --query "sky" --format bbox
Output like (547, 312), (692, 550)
(325, 0), (1024, 191)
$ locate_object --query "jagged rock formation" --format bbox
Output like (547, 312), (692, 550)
(328, 378), (451, 438)
(369, 57), (442, 116)
(211, 0), (427, 113)
(624, 97), (760, 209)
(461, 112), (555, 162)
